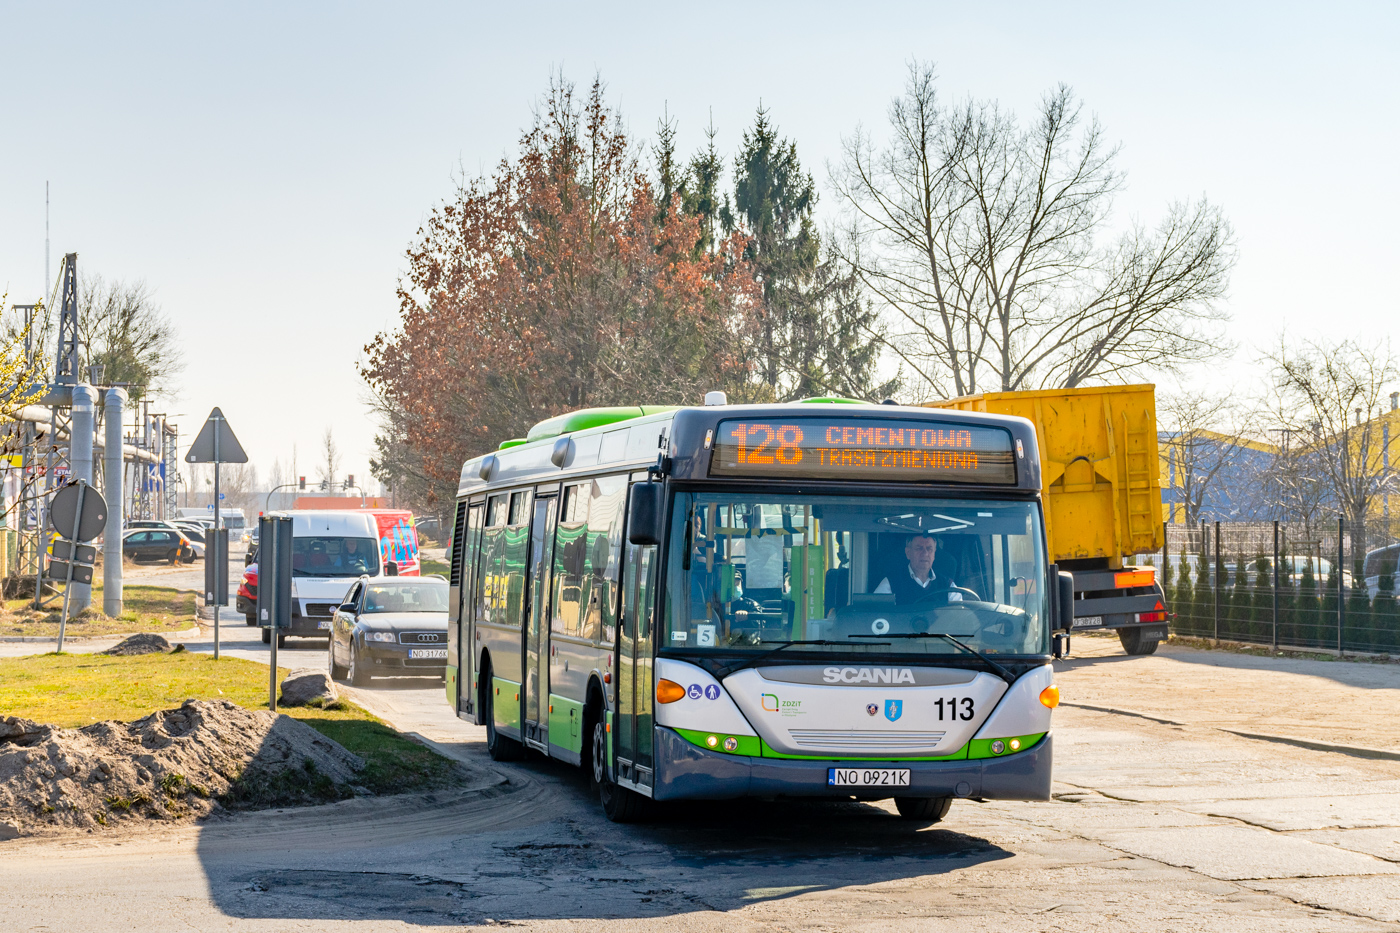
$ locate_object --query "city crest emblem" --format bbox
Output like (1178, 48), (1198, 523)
(866, 703), (878, 717)
(884, 699), (903, 722)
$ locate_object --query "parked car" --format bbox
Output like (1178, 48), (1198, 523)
(125, 520), (181, 532)
(122, 528), (197, 564)
(327, 575), (449, 685)
(236, 564), (258, 625)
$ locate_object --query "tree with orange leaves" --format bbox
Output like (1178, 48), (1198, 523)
(363, 76), (759, 515)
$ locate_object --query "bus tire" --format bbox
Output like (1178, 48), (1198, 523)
(1119, 627), (1160, 656)
(592, 717), (649, 823)
(483, 664), (523, 761)
(894, 796), (952, 822)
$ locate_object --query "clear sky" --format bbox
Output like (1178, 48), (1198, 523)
(2, 1), (1397, 488)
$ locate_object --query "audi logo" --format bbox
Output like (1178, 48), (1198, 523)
(416, 634), (439, 643)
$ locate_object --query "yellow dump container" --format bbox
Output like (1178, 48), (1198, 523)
(925, 385), (1163, 568)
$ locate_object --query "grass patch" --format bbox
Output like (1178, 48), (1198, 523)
(0, 652), (458, 796)
(0, 585), (197, 638)
(420, 558), (450, 577)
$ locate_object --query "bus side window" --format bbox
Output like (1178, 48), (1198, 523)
(586, 475), (627, 645)
(502, 491), (532, 629)
(479, 494), (508, 626)
(553, 485), (587, 637)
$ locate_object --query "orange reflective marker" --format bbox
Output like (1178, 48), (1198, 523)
(656, 679), (686, 704)
(1039, 684), (1061, 708)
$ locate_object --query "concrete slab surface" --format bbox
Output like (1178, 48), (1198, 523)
(1096, 824), (1400, 880)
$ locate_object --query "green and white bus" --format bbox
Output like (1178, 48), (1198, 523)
(444, 400), (1070, 821)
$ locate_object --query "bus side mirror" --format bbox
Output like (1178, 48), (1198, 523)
(628, 483), (665, 546)
(1057, 569), (1074, 633)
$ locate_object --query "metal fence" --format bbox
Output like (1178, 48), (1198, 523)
(1137, 518), (1400, 655)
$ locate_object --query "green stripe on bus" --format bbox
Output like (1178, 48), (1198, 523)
(547, 694), (585, 755)
(674, 727), (762, 757)
(492, 677), (521, 730)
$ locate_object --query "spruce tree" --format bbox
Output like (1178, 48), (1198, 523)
(1251, 555), (1273, 642)
(1297, 558), (1319, 647)
(1321, 562), (1340, 647)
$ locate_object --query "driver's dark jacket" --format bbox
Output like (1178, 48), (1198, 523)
(882, 569), (960, 607)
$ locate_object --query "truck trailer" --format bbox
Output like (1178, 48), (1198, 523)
(925, 384), (1168, 655)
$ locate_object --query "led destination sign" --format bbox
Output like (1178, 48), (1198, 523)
(710, 418), (1016, 484)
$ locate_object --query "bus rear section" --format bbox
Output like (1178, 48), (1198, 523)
(445, 402), (1064, 821)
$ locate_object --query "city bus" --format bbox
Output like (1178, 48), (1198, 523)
(444, 400), (1070, 822)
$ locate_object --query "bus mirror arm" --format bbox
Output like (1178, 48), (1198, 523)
(628, 482), (665, 547)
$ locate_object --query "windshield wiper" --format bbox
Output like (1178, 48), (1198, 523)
(847, 633), (1017, 684)
(714, 639), (888, 679)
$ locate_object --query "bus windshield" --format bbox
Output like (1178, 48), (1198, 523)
(664, 492), (1047, 657)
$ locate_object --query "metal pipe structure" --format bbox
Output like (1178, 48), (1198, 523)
(68, 384), (96, 612)
(103, 388), (126, 618)
(1272, 520), (1280, 651)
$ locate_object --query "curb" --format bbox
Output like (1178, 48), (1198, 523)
(1, 624), (203, 644)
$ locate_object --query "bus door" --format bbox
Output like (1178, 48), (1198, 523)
(522, 493), (557, 750)
(617, 540), (658, 791)
(452, 501), (484, 718)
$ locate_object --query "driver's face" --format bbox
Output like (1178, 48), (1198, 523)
(905, 537), (937, 577)
(345, 541), (358, 554)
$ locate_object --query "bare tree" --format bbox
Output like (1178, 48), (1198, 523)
(1267, 336), (1399, 528)
(832, 61), (1236, 398)
(316, 427), (341, 491)
(1159, 389), (1264, 525)
(78, 275), (182, 400)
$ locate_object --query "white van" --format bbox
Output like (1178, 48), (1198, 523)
(260, 510), (405, 645)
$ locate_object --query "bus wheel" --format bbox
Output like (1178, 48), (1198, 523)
(592, 718), (649, 823)
(894, 796), (952, 822)
(1119, 627), (1160, 656)
(484, 668), (523, 761)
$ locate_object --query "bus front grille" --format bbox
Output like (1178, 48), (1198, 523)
(786, 729), (947, 752)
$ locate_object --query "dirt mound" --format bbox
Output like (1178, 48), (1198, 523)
(0, 699), (364, 837)
(102, 633), (172, 655)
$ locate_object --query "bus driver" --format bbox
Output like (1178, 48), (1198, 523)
(873, 533), (977, 606)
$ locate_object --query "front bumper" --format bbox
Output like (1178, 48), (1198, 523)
(362, 641), (447, 672)
(651, 727), (1052, 802)
(264, 616), (332, 637)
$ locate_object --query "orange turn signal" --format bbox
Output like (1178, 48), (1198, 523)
(656, 679), (686, 704)
(1115, 569), (1155, 588)
(1039, 684), (1060, 709)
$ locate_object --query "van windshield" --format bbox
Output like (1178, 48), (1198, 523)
(664, 492), (1048, 657)
(292, 536), (379, 577)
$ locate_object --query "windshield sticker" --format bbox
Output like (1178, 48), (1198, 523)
(671, 631), (687, 642)
(696, 624), (716, 647)
(884, 699), (903, 722)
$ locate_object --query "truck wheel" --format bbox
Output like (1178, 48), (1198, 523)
(1119, 627), (1160, 656)
(894, 796), (952, 822)
(276, 634), (287, 649)
(245, 612), (257, 627)
(483, 669), (523, 761)
(261, 628), (271, 644)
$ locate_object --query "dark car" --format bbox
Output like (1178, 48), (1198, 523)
(327, 576), (449, 686)
(122, 528), (196, 564)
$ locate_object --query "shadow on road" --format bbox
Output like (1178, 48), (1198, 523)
(1058, 640), (1400, 691)
(195, 736), (1011, 925)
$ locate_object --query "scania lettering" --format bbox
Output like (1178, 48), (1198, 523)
(444, 401), (1068, 822)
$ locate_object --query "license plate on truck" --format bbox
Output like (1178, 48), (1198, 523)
(828, 768), (911, 787)
(1072, 615), (1103, 629)
(409, 649), (447, 659)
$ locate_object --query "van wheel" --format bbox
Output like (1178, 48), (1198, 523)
(894, 796), (952, 822)
(483, 669), (523, 761)
(592, 717), (649, 822)
(1119, 627), (1160, 655)
(245, 612), (257, 627)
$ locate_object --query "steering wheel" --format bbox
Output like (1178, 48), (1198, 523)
(903, 599), (1029, 648)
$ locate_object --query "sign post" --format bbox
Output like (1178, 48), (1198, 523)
(46, 480), (107, 652)
(257, 514), (293, 710)
(185, 408), (248, 660)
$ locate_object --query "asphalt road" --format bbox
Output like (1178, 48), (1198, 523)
(3, 631), (1399, 930)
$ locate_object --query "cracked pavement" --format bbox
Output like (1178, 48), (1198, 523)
(2, 630), (1398, 930)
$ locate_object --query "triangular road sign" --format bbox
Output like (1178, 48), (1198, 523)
(185, 407), (249, 463)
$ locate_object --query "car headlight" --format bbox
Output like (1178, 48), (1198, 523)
(366, 632), (396, 643)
